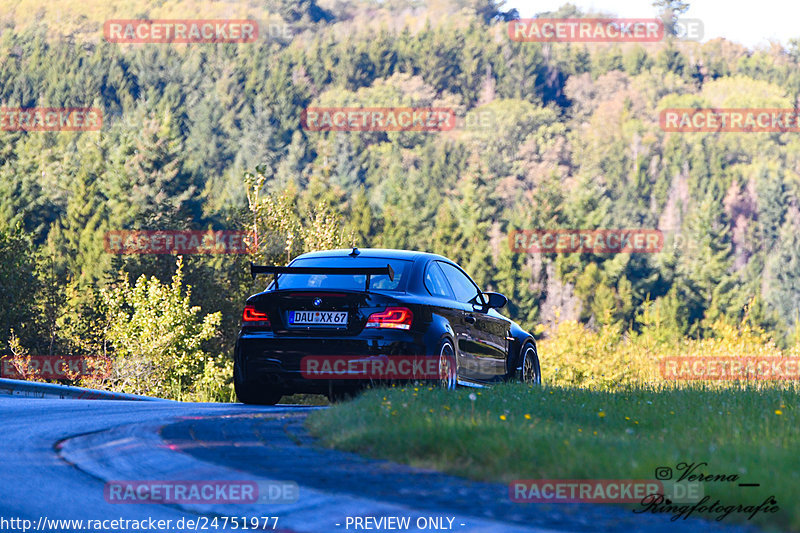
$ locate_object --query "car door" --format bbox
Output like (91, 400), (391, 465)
(476, 307), (512, 380)
(437, 261), (508, 381)
(423, 261), (474, 379)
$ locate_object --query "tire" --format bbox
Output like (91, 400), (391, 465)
(519, 340), (541, 385)
(438, 339), (457, 390)
(234, 361), (282, 405)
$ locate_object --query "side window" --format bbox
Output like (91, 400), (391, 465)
(424, 262), (454, 299)
(438, 261), (480, 304)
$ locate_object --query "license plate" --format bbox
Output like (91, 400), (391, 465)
(289, 310), (348, 326)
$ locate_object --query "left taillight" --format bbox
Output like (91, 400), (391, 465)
(365, 306), (413, 330)
(242, 305), (270, 328)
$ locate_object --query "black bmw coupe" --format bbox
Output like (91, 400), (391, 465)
(234, 248), (540, 404)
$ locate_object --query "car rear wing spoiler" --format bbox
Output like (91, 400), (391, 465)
(250, 263), (394, 291)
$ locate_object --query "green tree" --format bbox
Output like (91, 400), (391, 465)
(0, 225), (39, 349)
(101, 258), (227, 401)
(652, 0), (690, 37)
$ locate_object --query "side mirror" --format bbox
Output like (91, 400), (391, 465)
(474, 292), (507, 310)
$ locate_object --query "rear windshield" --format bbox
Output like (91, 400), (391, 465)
(270, 257), (411, 292)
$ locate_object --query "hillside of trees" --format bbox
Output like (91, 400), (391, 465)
(2, 0), (800, 399)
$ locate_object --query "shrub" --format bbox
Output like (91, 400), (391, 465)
(100, 257), (229, 401)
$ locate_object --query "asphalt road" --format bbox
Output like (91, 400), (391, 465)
(0, 397), (760, 533)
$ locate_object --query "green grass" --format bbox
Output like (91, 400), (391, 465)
(280, 393), (330, 406)
(306, 383), (800, 531)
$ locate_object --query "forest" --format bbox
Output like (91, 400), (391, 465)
(2, 0), (800, 399)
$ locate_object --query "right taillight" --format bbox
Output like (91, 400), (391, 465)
(365, 307), (413, 330)
(242, 305), (270, 328)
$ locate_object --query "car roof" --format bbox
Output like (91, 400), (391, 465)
(292, 248), (451, 263)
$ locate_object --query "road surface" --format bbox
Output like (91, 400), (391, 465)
(0, 397), (758, 533)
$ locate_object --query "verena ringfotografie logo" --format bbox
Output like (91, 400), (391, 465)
(104, 480), (298, 504)
(104, 20), (258, 44)
(510, 229), (663, 254)
(104, 230), (255, 254)
(636, 462), (777, 522)
(301, 355), (450, 380)
(508, 18), (664, 42)
(1, 107), (102, 131)
(660, 108), (800, 133)
(661, 357), (800, 380)
(301, 107), (456, 132)
(1, 355), (111, 380)
(510, 479), (702, 504)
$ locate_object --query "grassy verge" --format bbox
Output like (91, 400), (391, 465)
(280, 393), (330, 406)
(306, 383), (799, 531)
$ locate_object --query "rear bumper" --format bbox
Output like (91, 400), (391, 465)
(235, 330), (432, 393)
